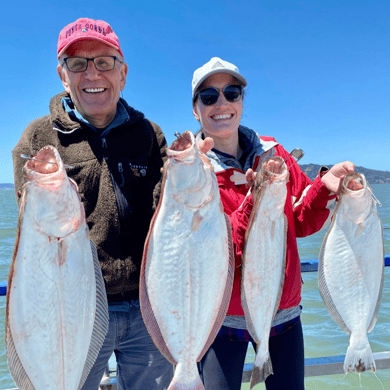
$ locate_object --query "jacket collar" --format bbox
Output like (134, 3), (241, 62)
(196, 125), (278, 173)
(49, 92), (146, 134)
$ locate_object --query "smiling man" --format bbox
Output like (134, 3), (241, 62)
(12, 18), (173, 390)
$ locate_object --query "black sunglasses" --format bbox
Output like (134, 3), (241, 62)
(194, 85), (243, 106)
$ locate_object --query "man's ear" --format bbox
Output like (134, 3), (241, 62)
(120, 62), (128, 92)
(57, 64), (70, 93)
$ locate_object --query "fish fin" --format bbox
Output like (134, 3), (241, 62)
(318, 240), (351, 334)
(250, 350), (273, 388)
(78, 240), (110, 389)
(240, 282), (259, 344)
(191, 211), (203, 232)
(5, 192), (36, 390)
(270, 220), (275, 238)
(344, 339), (376, 373)
(355, 223), (365, 237)
(196, 213), (235, 361)
(6, 322), (36, 390)
(139, 242), (177, 365)
(241, 215), (287, 345)
(368, 258), (385, 333)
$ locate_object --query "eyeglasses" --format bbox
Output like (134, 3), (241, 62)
(194, 85), (243, 106)
(62, 56), (123, 73)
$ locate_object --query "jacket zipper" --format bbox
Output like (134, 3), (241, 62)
(118, 162), (125, 187)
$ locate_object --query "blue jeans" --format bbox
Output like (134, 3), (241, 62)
(198, 319), (305, 390)
(81, 300), (174, 390)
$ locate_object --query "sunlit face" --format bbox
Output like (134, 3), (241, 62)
(193, 73), (243, 142)
(57, 40), (128, 128)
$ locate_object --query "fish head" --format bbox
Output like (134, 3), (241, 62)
(167, 131), (197, 164)
(164, 131), (217, 209)
(340, 173), (373, 224)
(22, 146), (85, 238)
(255, 156), (289, 190)
(260, 156), (288, 178)
(251, 156), (289, 219)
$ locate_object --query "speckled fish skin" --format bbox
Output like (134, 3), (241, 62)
(140, 131), (234, 390)
(6, 146), (109, 390)
(319, 173), (384, 374)
(241, 156), (289, 388)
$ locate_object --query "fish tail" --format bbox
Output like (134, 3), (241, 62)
(250, 350), (273, 388)
(168, 364), (205, 390)
(344, 341), (376, 373)
(168, 376), (205, 390)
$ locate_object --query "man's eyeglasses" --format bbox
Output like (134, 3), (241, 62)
(62, 56), (123, 73)
(193, 85), (243, 106)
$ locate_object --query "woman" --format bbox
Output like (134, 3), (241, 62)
(192, 57), (358, 389)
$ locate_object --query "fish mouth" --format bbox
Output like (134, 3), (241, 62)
(262, 156), (289, 177)
(170, 131), (194, 152)
(168, 131), (197, 163)
(26, 146), (61, 175)
(343, 173), (366, 192)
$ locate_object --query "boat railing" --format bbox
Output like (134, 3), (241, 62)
(1, 256), (389, 389)
(3, 349), (390, 390)
(96, 351), (390, 389)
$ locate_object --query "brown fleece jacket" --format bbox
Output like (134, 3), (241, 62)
(12, 92), (167, 297)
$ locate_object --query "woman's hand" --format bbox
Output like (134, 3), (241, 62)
(321, 161), (363, 194)
(197, 137), (214, 154)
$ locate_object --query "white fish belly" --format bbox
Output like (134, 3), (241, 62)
(8, 220), (96, 389)
(242, 185), (286, 350)
(319, 178), (384, 373)
(146, 199), (229, 365)
(320, 211), (383, 334)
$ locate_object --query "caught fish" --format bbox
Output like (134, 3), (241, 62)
(241, 156), (289, 387)
(140, 131), (234, 390)
(6, 146), (109, 390)
(318, 173), (384, 373)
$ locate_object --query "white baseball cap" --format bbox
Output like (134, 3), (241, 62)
(192, 57), (247, 97)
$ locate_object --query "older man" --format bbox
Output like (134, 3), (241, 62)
(12, 18), (173, 390)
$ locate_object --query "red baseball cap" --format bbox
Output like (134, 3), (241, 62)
(57, 18), (123, 59)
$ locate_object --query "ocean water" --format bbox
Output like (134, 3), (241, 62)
(0, 184), (389, 389)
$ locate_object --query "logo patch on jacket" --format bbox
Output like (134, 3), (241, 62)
(129, 162), (147, 177)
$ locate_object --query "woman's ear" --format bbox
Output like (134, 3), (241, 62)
(193, 105), (200, 121)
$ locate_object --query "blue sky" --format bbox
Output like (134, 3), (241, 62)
(1, 0), (389, 183)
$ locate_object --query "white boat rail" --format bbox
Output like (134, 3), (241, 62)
(3, 349), (390, 390)
(96, 351), (390, 389)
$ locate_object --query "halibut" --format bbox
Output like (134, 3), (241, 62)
(319, 173), (384, 373)
(6, 146), (109, 389)
(241, 156), (289, 388)
(140, 131), (234, 390)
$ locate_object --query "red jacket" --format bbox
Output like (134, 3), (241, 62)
(206, 134), (336, 316)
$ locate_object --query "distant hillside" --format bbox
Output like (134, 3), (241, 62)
(0, 183), (14, 190)
(300, 164), (390, 184)
(1, 165), (390, 188)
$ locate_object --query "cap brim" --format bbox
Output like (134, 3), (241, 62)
(193, 69), (247, 96)
(58, 36), (123, 58)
